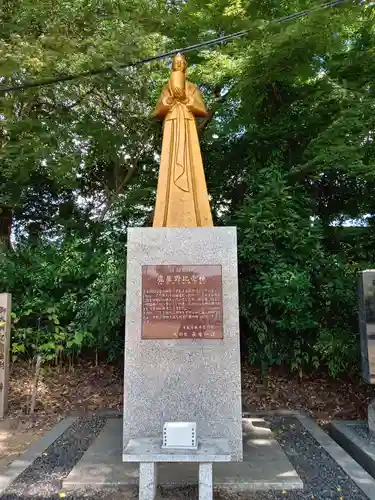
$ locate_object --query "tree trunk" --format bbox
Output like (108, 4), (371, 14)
(29, 355), (42, 415)
(0, 207), (12, 250)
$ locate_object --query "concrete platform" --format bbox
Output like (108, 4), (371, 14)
(63, 418), (303, 492)
(329, 420), (375, 479)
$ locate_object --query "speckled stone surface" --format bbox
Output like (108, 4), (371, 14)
(198, 463), (212, 500)
(139, 463), (156, 500)
(358, 270), (375, 384)
(350, 422), (375, 444)
(123, 228), (242, 461)
(123, 437), (231, 462)
(329, 419), (375, 486)
(368, 399), (375, 436)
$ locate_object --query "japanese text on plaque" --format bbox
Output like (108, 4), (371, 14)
(142, 265), (223, 340)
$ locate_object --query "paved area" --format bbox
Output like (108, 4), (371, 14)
(0, 416), (58, 468)
(0, 413), (375, 499)
(0, 417), (77, 492)
(64, 418), (302, 491)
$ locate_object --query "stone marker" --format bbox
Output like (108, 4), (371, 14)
(358, 270), (375, 384)
(358, 270), (375, 435)
(329, 271), (375, 474)
(123, 54), (242, 499)
(0, 293), (11, 420)
(123, 227), (243, 459)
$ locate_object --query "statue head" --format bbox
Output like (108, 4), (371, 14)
(172, 53), (187, 72)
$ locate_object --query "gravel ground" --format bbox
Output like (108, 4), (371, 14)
(1, 415), (371, 500)
(2, 415), (106, 500)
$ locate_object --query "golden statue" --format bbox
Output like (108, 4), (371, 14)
(151, 53), (213, 227)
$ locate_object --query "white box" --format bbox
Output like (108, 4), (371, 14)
(162, 422), (197, 450)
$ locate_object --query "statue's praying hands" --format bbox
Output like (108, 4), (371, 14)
(151, 53), (213, 227)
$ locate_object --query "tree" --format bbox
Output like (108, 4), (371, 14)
(0, 0), (374, 374)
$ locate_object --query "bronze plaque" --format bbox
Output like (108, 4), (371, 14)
(142, 265), (223, 339)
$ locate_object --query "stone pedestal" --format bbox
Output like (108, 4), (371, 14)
(123, 227), (243, 461)
(139, 463), (157, 500)
(199, 463), (213, 500)
(0, 293), (11, 420)
(123, 437), (231, 500)
(358, 270), (375, 384)
(65, 417), (303, 492)
(357, 271), (375, 436)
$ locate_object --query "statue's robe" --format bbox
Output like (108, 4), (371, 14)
(152, 81), (213, 227)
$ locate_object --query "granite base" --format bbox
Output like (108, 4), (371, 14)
(369, 399), (375, 436)
(123, 227), (243, 461)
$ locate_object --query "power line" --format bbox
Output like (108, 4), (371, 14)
(0, 0), (350, 94)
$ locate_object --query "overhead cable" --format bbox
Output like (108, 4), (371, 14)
(0, 0), (350, 94)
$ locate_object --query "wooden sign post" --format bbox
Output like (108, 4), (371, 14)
(0, 293), (11, 419)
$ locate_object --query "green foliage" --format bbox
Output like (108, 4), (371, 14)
(0, 233), (126, 362)
(11, 304), (93, 363)
(235, 166), (360, 376)
(1, 0), (374, 376)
